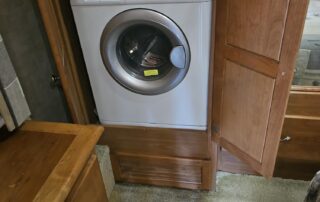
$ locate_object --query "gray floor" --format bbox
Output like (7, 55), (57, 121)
(110, 172), (310, 202)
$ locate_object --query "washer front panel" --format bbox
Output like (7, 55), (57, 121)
(100, 9), (191, 95)
(71, 2), (212, 129)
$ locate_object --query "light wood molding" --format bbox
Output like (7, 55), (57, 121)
(220, 61), (275, 162)
(67, 154), (108, 202)
(37, 0), (96, 124)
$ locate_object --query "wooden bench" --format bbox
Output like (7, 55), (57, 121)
(0, 121), (107, 202)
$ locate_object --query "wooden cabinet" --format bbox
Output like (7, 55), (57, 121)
(274, 90), (320, 180)
(212, 0), (309, 178)
(218, 90), (320, 181)
(37, 0), (310, 190)
(0, 121), (107, 201)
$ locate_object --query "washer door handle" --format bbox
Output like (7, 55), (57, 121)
(170, 46), (186, 69)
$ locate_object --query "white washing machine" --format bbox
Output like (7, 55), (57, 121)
(71, 0), (212, 130)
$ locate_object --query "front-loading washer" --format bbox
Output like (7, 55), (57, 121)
(71, 0), (212, 130)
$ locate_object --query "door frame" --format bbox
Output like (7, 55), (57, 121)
(37, 0), (96, 124)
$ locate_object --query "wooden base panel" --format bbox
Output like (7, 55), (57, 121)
(99, 125), (210, 159)
(111, 153), (212, 190)
(100, 125), (214, 190)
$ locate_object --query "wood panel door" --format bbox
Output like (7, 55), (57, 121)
(212, 0), (309, 177)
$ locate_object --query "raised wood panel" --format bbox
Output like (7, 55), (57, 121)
(213, 0), (309, 177)
(67, 154), (108, 202)
(226, 0), (290, 60)
(221, 60), (275, 162)
(286, 91), (320, 117)
(99, 125), (210, 159)
(111, 153), (212, 190)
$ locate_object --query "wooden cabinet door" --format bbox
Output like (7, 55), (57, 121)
(212, 0), (309, 177)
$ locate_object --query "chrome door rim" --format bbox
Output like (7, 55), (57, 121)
(100, 9), (191, 95)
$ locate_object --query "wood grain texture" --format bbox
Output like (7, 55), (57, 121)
(210, 142), (218, 190)
(213, 0), (309, 177)
(0, 131), (74, 201)
(111, 153), (212, 190)
(18, 121), (103, 202)
(261, 0), (309, 177)
(226, 0), (290, 60)
(218, 148), (258, 175)
(286, 91), (320, 117)
(207, 0), (217, 190)
(224, 45), (278, 78)
(277, 117), (320, 162)
(220, 61), (274, 162)
(67, 154), (108, 202)
(100, 125), (210, 159)
(57, 0), (98, 124)
(37, 0), (94, 124)
(274, 117), (320, 180)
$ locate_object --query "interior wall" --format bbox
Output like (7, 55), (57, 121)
(0, 0), (71, 122)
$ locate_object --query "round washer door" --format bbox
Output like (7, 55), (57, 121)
(100, 9), (191, 95)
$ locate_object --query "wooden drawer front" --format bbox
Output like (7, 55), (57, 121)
(278, 117), (320, 161)
(274, 117), (320, 180)
(111, 153), (212, 190)
(286, 91), (320, 117)
(100, 125), (210, 159)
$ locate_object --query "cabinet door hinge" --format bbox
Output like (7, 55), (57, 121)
(212, 125), (220, 134)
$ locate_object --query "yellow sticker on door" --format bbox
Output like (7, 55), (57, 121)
(144, 69), (159, 77)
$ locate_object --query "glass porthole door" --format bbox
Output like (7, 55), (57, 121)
(100, 9), (191, 95)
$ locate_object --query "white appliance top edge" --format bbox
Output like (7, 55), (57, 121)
(71, 0), (211, 6)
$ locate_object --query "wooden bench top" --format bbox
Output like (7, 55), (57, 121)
(0, 121), (104, 202)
